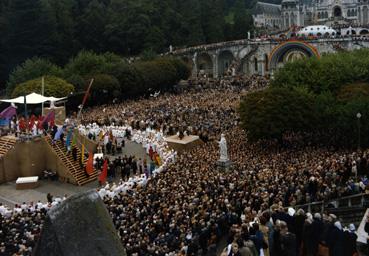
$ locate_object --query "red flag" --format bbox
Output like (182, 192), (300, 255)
(82, 79), (94, 106)
(86, 152), (94, 175)
(19, 117), (26, 131)
(37, 116), (44, 130)
(29, 115), (36, 130)
(99, 159), (108, 184)
(41, 111), (55, 126)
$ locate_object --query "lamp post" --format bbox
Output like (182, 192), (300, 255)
(357, 112), (362, 150)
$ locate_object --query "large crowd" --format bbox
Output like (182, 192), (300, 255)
(0, 75), (368, 255)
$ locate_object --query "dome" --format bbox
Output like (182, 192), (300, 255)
(297, 25), (336, 37)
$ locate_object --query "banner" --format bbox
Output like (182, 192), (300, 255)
(0, 106), (16, 119)
(81, 144), (85, 163)
(99, 159), (108, 184)
(65, 128), (73, 148)
(86, 152), (94, 175)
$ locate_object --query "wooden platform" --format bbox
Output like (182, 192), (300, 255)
(164, 135), (202, 152)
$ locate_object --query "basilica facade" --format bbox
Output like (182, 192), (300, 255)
(253, 0), (369, 29)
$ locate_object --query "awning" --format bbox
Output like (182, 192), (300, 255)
(0, 92), (67, 104)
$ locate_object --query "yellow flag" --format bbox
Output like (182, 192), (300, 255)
(81, 144), (85, 163)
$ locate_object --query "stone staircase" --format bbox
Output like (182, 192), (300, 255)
(0, 136), (17, 157)
(44, 135), (98, 186)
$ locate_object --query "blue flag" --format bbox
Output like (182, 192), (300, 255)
(65, 128), (73, 148)
(54, 126), (64, 141)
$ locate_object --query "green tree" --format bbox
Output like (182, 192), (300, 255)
(90, 74), (120, 104)
(6, 58), (62, 96)
(4, 0), (58, 76)
(239, 87), (316, 142)
(75, 0), (107, 53)
(201, 0), (225, 43)
(63, 50), (123, 90)
(12, 75), (74, 97)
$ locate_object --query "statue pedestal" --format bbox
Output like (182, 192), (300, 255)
(217, 159), (232, 170)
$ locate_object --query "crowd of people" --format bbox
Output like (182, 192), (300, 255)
(0, 74), (368, 255)
(0, 195), (66, 255)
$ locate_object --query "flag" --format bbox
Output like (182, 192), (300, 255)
(37, 115), (44, 130)
(28, 115), (36, 130)
(71, 133), (77, 146)
(81, 144), (85, 163)
(65, 128), (73, 148)
(82, 79), (94, 106)
(54, 126), (64, 140)
(41, 110), (55, 126)
(99, 159), (108, 184)
(86, 152), (94, 175)
(19, 117), (26, 131)
(0, 106), (16, 119)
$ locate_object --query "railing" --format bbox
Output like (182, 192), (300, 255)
(289, 193), (369, 213)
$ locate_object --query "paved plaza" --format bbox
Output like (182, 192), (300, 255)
(0, 140), (148, 207)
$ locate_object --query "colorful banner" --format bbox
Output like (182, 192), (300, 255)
(81, 144), (85, 163)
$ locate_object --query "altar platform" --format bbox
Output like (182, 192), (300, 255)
(164, 135), (202, 152)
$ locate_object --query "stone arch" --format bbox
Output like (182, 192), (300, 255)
(360, 29), (369, 35)
(196, 52), (213, 77)
(218, 50), (234, 76)
(264, 54), (269, 72)
(333, 6), (342, 17)
(363, 6), (368, 24)
(285, 13), (289, 28)
(269, 41), (319, 71)
(254, 57), (258, 72)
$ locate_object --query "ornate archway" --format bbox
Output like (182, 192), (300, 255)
(218, 50), (234, 76)
(196, 52), (213, 76)
(333, 6), (342, 17)
(269, 41), (320, 71)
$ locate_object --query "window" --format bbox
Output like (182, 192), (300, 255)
(254, 57), (258, 72)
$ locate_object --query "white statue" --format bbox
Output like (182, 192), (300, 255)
(218, 134), (229, 161)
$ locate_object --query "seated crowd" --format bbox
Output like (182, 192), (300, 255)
(0, 75), (367, 256)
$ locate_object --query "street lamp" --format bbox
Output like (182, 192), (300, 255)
(357, 112), (362, 150)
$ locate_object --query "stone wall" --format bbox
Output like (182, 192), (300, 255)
(0, 137), (76, 184)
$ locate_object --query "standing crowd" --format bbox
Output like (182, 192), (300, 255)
(0, 75), (368, 255)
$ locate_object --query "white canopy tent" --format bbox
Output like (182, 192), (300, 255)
(0, 92), (66, 104)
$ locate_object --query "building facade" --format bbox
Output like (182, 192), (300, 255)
(253, 0), (369, 29)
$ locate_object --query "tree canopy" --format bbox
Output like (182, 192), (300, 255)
(0, 0), (257, 88)
(7, 51), (191, 105)
(240, 49), (369, 148)
(12, 76), (74, 98)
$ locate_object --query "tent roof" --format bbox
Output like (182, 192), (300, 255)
(0, 92), (66, 104)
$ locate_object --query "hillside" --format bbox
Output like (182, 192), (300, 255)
(0, 0), (279, 86)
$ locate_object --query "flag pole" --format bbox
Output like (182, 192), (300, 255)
(77, 78), (94, 122)
(24, 95), (27, 119)
(41, 76), (45, 116)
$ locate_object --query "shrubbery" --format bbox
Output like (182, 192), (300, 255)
(6, 58), (62, 96)
(12, 76), (74, 98)
(7, 52), (191, 105)
(271, 49), (369, 94)
(240, 49), (369, 147)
